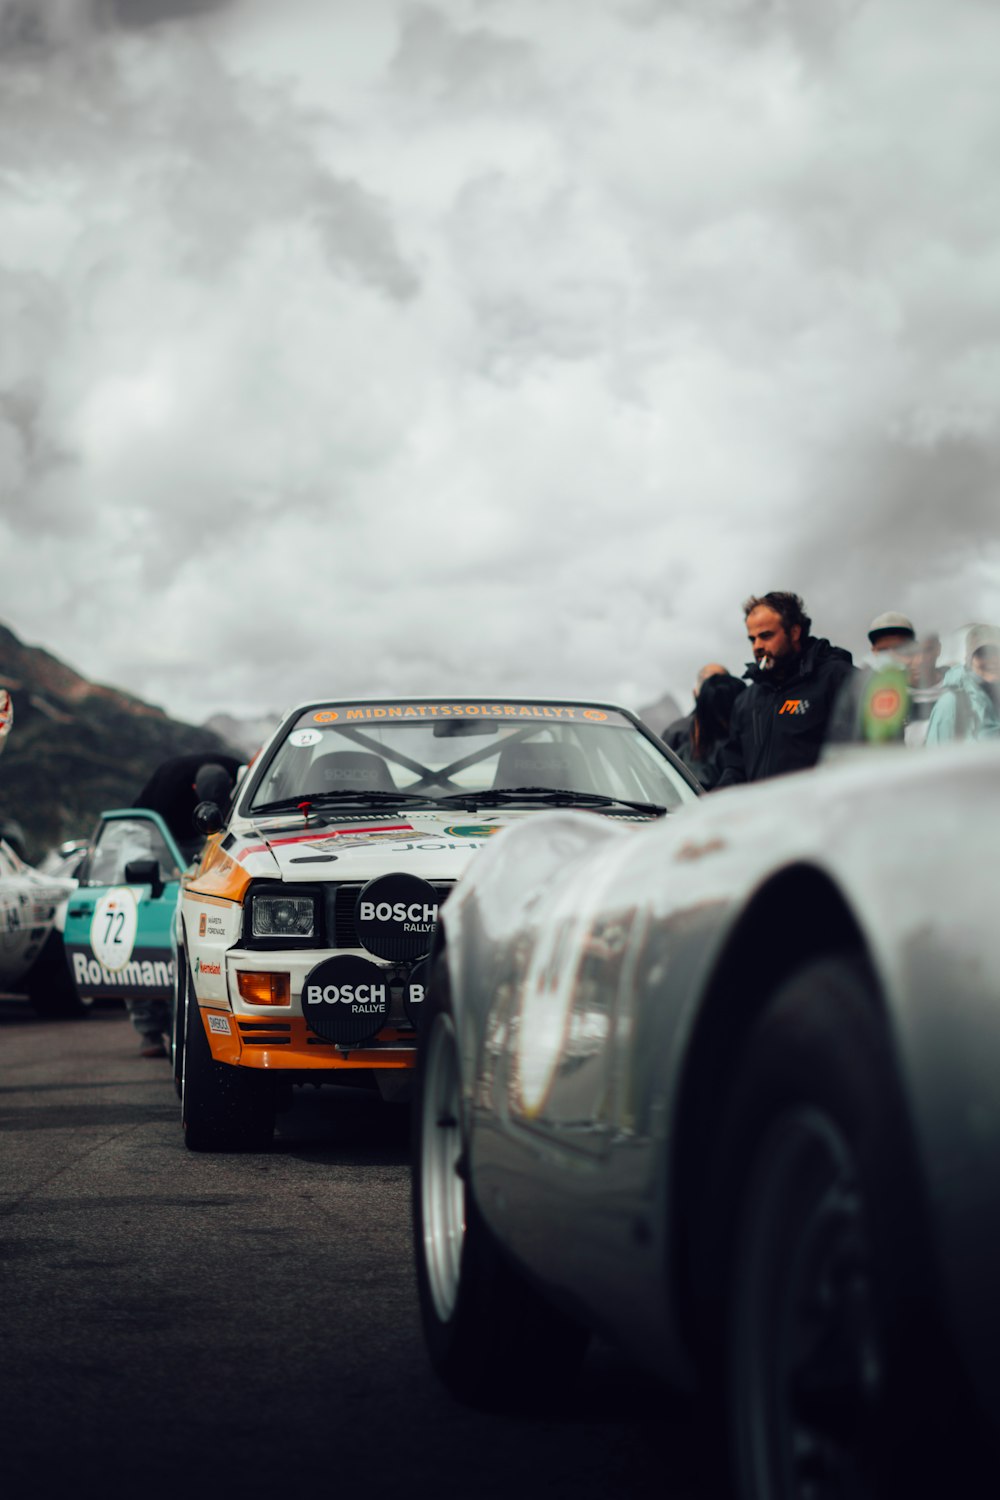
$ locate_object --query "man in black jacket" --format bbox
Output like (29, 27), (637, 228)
(716, 591), (854, 785)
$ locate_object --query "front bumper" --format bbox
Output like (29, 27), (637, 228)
(196, 945), (419, 1071)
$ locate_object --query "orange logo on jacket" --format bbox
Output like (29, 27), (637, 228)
(779, 699), (810, 716)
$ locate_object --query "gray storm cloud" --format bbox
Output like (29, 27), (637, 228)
(1, 0), (999, 721)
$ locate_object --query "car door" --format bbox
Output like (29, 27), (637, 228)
(63, 811), (185, 1007)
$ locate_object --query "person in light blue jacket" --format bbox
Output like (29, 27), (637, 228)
(925, 624), (1000, 743)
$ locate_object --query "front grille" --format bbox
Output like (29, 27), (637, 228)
(237, 1020), (292, 1047)
(304, 1032), (414, 1047)
(329, 881), (453, 950)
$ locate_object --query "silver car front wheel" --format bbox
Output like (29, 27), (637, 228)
(412, 957), (588, 1408)
(419, 1009), (465, 1324)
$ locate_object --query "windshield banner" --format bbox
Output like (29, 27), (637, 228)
(306, 703), (629, 727)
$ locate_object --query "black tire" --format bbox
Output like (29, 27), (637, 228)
(27, 931), (92, 1018)
(171, 950), (187, 1099)
(411, 960), (588, 1409)
(181, 970), (275, 1152)
(709, 955), (956, 1500)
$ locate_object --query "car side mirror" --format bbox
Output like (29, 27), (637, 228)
(124, 858), (164, 899)
(193, 800), (224, 836)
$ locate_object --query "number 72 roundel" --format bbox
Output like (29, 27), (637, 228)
(62, 809), (182, 1005)
(91, 889), (140, 970)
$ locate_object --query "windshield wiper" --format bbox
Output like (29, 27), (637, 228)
(251, 790), (439, 815)
(254, 786), (668, 817)
(435, 786), (667, 816)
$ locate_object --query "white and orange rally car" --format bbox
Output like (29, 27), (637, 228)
(173, 696), (699, 1150)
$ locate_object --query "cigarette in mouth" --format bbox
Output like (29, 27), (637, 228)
(760, 654), (773, 670)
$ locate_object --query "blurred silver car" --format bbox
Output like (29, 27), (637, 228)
(413, 742), (998, 1498)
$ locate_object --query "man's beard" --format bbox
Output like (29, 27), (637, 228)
(760, 652), (794, 680)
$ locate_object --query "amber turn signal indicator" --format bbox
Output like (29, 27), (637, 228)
(237, 971), (291, 1006)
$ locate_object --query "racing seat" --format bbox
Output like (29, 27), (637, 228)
(492, 741), (594, 793)
(304, 751), (397, 795)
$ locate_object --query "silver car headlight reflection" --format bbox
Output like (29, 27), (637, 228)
(251, 893), (316, 939)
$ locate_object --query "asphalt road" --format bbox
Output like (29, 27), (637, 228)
(0, 999), (711, 1500)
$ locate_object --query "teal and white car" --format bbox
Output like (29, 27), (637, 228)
(62, 808), (186, 1010)
(62, 754), (241, 1019)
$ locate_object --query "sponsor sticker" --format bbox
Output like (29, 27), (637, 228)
(312, 829), (423, 853)
(196, 958), (222, 976)
(356, 873), (440, 961)
(302, 954), (390, 1046)
(199, 913), (207, 936)
(0, 897), (20, 951)
(389, 841), (485, 852)
(208, 1014), (232, 1035)
(442, 825), (504, 839)
(403, 959), (428, 1028)
(302, 703), (628, 726)
(0, 688), (12, 751)
(236, 825), (414, 860)
(71, 950), (174, 991)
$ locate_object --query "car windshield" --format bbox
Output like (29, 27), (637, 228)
(246, 700), (697, 815)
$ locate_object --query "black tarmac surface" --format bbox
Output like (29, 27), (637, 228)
(0, 1000), (709, 1500)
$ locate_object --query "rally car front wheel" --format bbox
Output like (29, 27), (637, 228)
(181, 973), (275, 1152)
(170, 950), (187, 1099)
(27, 931), (93, 1018)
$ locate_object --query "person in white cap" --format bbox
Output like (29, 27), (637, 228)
(925, 623), (1000, 743)
(826, 611), (921, 747)
(867, 612), (916, 656)
(864, 613), (945, 746)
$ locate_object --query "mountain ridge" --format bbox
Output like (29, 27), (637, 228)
(0, 621), (239, 860)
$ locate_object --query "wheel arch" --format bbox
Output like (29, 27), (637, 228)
(669, 861), (879, 1355)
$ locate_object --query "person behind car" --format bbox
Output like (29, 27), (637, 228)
(662, 662), (729, 757)
(925, 624), (1000, 743)
(826, 611), (921, 748)
(679, 672), (746, 790)
(193, 761), (235, 809)
(716, 591), (855, 785)
(905, 632), (946, 745)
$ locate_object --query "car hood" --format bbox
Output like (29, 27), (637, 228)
(236, 808), (529, 884)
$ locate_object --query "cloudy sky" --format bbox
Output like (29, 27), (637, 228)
(3, 0), (999, 725)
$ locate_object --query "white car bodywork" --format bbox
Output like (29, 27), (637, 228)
(0, 839), (75, 994)
(173, 696), (698, 1148)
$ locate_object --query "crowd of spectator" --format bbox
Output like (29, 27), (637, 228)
(661, 592), (1000, 790)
